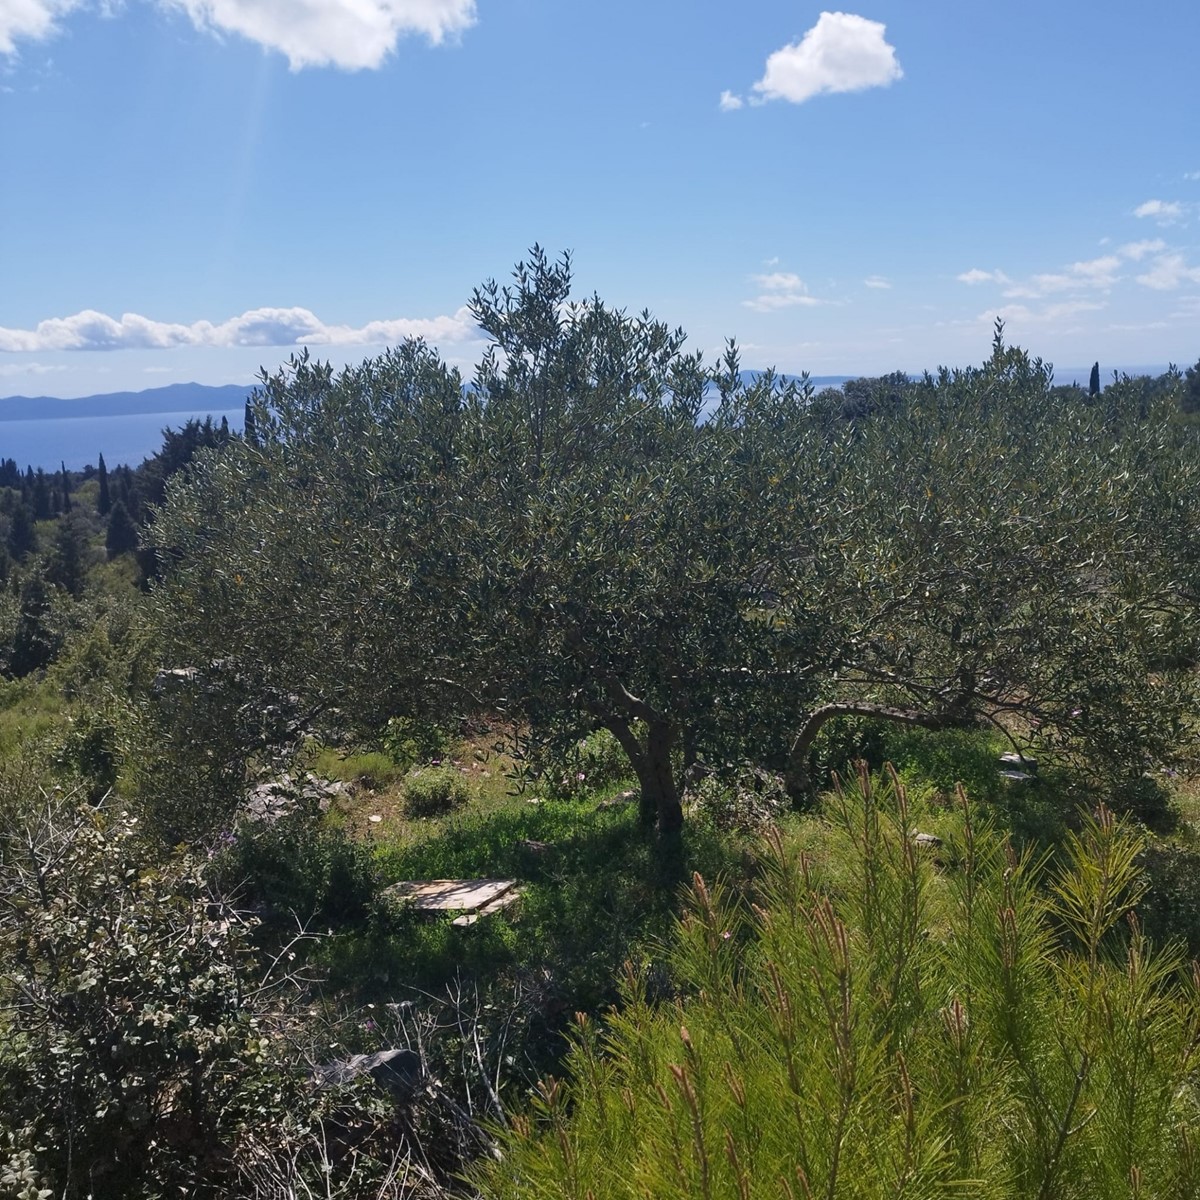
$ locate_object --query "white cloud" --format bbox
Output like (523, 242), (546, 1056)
(1027, 255), (1122, 295)
(1134, 199), (1184, 224)
(743, 271), (826, 312)
(1, 0), (476, 68)
(165, 0), (477, 69)
(1118, 238), (1166, 261)
(1184, 170), (1200, 181)
(718, 89), (743, 111)
(979, 299), (1104, 329)
(748, 11), (902, 106)
(1135, 253), (1200, 291)
(0, 305), (478, 352)
(0, 360), (66, 377)
(0, 0), (82, 54)
(753, 272), (805, 291)
(956, 268), (1010, 285)
(864, 275), (891, 289)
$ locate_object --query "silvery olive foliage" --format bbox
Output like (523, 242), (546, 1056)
(147, 253), (1200, 839)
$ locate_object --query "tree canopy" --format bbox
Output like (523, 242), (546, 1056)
(147, 251), (1200, 841)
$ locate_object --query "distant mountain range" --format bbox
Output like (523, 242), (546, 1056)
(0, 365), (1177, 425)
(0, 382), (252, 422)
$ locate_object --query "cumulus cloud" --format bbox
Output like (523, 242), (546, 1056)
(164, 0), (477, 69)
(748, 11), (902, 106)
(956, 268), (1010, 285)
(743, 272), (826, 312)
(0, 0), (82, 54)
(718, 89), (743, 111)
(0, 305), (478, 352)
(979, 299), (1105, 329)
(1135, 253), (1200, 291)
(1134, 199), (1184, 224)
(1021, 255), (1122, 296)
(2, 0), (476, 67)
(1118, 238), (1167, 261)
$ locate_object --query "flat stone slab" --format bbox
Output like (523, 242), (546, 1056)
(451, 889), (524, 927)
(999, 752), (1038, 772)
(383, 878), (518, 914)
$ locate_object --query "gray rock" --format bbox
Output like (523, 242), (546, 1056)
(315, 1048), (423, 1102)
(910, 831), (943, 849)
(998, 752), (1038, 773)
(152, 666), (201, 692)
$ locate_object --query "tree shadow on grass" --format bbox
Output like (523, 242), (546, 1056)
(317, 799), (742, 1045)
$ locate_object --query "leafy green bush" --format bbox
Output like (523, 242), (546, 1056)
(404, 766), (472, 817)
(479, 770), (1200, 1198)
(1139, 840), (1200, 954)
(213, 809), (381, 927)
(0, 793), (450, 1199)
(804, 713), (893, 789)
(0, 799), (296, 1199)
(379, 714), (453, 769)
(1107, 770), (1175, 831)
(686, 764), (788, 831)
(50, 700), (124, 802)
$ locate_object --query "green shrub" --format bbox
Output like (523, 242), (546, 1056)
(213, 809), (381, 927)
(544, 727), (633, 799)
(50, 699), (124, 802)
(804, 713), (893, 788)
(404, 766), (472, 817)
(686, 764), (788, 831)
(1139, 840), (1200, 954)
(1107, 771), (1175, 831)
(379, 714), (453, 769)
(0, 793), (454, 1199)
(479, 770), (1200, 1198)
(0, 798), (296, 1199)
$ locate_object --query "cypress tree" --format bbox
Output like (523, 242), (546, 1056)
(32, 470), (50, 520)
(1184, 358), (1200, 415)
(7, 502), (36, 561)
(60, 461), (71, 513)
(10, 573), (55, 677)
(97, 453), (111, 515)
(1089, 361), (1101, 398)
(105, 500), (139, 560)
(243, 398), (257, 446)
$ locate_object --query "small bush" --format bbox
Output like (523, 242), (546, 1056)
(379, 714), (453, 769)
(404, 766), (471, 817)
(546, 727), (632, 798)
(1107, 771), (1175, 831)
(686, 764), (788, 831)
(213, 810), (381, 927)
(1139, 841), (1200, 953)
(0, 798), (298, 1199)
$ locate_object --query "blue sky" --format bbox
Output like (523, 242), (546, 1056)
(1, 0), (1198, 398)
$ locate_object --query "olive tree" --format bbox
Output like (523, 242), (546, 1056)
(775, 332), (1199, 795)
(146, 256), (1200, 839)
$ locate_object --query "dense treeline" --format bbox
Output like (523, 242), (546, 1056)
(0, 416), (234, 680)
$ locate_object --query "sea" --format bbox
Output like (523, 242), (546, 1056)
(0, 409), (246, 472)
(0, 362), (1175, 474)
